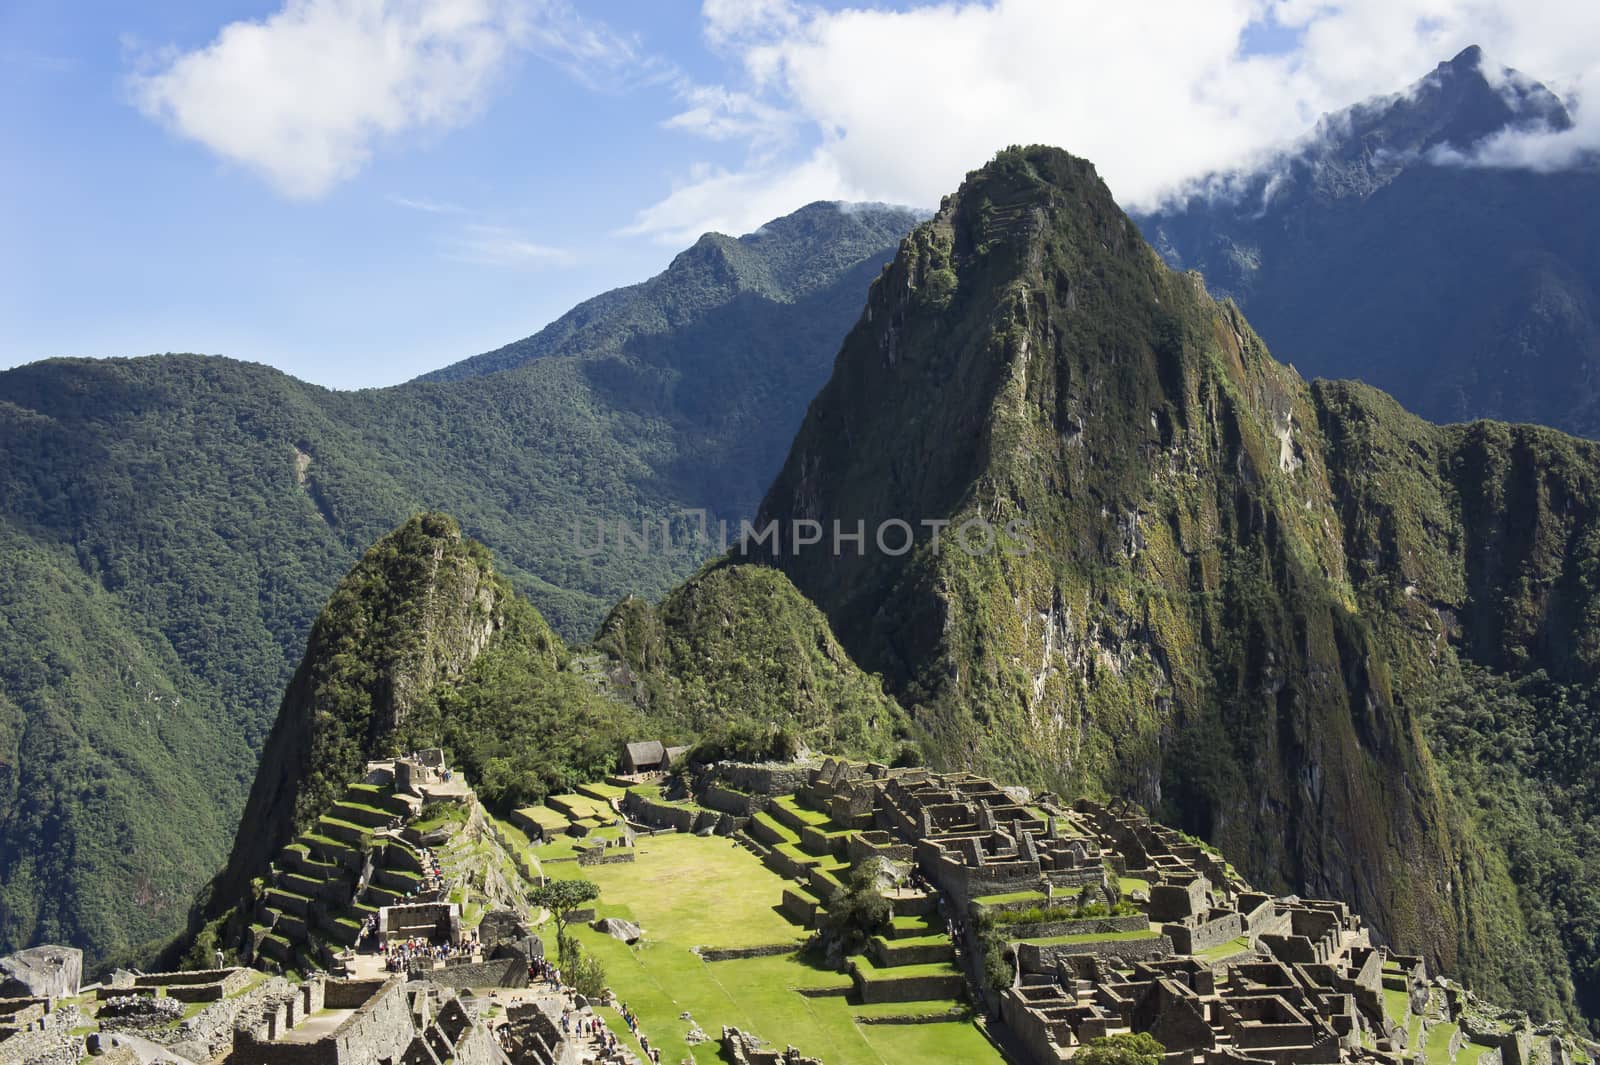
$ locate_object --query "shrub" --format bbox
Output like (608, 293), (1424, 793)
(1075, 1033), (1165, 1065)
(565, 940), (607, 999)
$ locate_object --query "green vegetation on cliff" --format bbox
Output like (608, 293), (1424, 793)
(756, 145), (1600, 1031)
(595, 562), (913, 762)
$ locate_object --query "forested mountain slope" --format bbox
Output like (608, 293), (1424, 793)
(0, 202), (918, 965)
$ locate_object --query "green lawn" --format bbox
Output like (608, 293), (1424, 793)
(567, 833), (998, 1065)
(852, 955), (961, 981)
(1020, 929), (1159, 946)
(1384, 987), (1411, 1028)
(1424, 1021), (1459, 1065)
(773, 795), (833, 827)
(1196, 936), (1251, 960)
(972, 890), (1046, 909)
(517, 806), (572, 833)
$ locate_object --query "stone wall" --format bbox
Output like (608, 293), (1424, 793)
(722, 1025), (823, 1065)
(708, 763), (816, 797)
(999, 914), (1148, 941)
(1015, 933), (1173, 973)
(781, 889), (818, 928)
(1165, 912), (1245, 955)
(622, 792), (711, 833)
(0, 1027), (82, 1065)
(1001, 990), (1075, 1065)
(851, 968), (966, 1004)
(702, 783), (767, 817)
(234, 978), (413, 1065)
(172, 977), (293, 1062)
(697, 944), (801, 962)
(1462, 1016), (1533, 1065)
(576, 847), (636, 867)
(426, 958), (528, 990)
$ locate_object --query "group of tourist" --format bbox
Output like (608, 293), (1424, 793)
(559, 1006), (661, 1065)
(379, 935), (477, 972)
(616, 1002), (659, 1063)
(528, 956), (561, 988)
(417, 846), (443, 894)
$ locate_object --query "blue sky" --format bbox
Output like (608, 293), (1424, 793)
(2, 1), (751, 387)
(3, 0), (1593, 388)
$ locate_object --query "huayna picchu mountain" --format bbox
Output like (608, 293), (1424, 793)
(755, 146), (1600, 1030)
(0, 202), (918, 967)
(1138, 46), (1600, 438)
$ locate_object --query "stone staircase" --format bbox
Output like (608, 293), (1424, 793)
(251, 782), (420, 968)
(731, 793), (969, 1012)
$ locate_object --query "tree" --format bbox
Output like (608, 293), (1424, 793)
(565, 939), (607, 998)
(528, 878), (600, 970)
(820, 858), (891, 958)
(1074, 1033), (1165, 1065)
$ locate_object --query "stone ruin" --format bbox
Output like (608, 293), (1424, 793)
(230, 974), (506, 1065)
(721, 1025), (823, 1065)
(493, 999), (572, 1065)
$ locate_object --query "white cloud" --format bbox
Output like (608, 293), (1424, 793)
(620, 151), (858, 245)
(702, 0), (802, 50)
(131, 0), (641, 199)
(665, 85), (796, 144)
(447, 223), (572, 267)
(388, 194), (469, 214)
(629, 0), (1600, 240)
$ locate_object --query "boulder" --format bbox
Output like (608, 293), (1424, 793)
(590, 918), (642, 944)
(0, 945), (82, 998)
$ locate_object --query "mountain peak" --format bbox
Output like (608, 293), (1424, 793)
(417, 200), (920, 383)
(1337, 45), (1572, 165)
(203, 512), (516, 909)
(1445, 43), (1485, 72)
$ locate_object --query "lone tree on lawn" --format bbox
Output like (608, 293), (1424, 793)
(528, 877), (600, 970)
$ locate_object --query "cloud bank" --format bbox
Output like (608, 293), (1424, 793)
(629, 0), (1600, 242)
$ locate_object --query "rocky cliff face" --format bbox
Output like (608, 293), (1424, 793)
(207, 513), (516, 908)
(1138, 47), (1600, 437)
(755, 146), (1600, 1000)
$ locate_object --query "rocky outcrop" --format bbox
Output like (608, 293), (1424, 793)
(0, 946), (80, 999)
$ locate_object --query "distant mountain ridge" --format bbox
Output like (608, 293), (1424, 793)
(419, 201), (926, 382)
(1137, 45), (1600, 437)
(0, 200), (919, 967)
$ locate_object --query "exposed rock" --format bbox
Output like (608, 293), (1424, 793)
(592, 917), (643, 944)
(0, 945), (81, 998)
